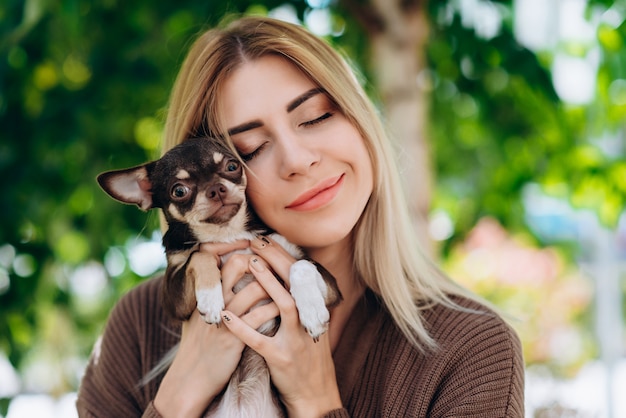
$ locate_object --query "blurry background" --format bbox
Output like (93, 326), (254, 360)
(1, 0), (625, 416)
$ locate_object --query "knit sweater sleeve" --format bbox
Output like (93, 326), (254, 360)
(76, 277), (174, 418)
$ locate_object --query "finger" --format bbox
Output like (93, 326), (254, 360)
(199, 240), (249, 259)
(249, 257), (300, 329)
(240, 301), (280, 330)
(220, 253), (253, 303)
(250, 235), (297, 286)
(221, 310), (269, 353)
(225, 280), (270, 316)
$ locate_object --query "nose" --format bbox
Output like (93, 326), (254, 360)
(277, 134), (320, 179)
(207, 183), (227, 201)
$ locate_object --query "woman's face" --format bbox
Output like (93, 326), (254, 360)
(220, 55), (373, 250)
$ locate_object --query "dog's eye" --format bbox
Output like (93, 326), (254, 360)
(171, 184), (191, 200)
(226, 160), (239, 172)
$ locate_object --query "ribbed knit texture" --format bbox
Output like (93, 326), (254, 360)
(76, 276), (524, 417)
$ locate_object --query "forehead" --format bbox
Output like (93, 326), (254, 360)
(220, 55), (317, 128)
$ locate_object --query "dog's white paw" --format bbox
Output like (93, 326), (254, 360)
(289, 260), (330, 341)
(196, 285), (224, 324)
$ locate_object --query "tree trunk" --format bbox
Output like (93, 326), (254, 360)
(341, 0), (432, 251)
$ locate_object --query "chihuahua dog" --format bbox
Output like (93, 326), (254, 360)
(97, 137), (341, 417)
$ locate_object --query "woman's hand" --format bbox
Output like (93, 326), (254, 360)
(154, 240), (279, 418)
(220, 236), (343, 418)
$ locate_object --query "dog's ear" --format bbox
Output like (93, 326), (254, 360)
(97, 162), (156, 211)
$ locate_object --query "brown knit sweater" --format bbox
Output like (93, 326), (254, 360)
(76, 276), (524, 417)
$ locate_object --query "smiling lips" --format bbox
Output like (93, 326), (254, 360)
(286, 174), (345, 211)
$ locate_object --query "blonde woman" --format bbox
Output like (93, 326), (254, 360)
(77, 15), (524, 417)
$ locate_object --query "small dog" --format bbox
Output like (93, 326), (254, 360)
(97, 137), (342, 417)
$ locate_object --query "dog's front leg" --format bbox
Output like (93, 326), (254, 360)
(189, 252), (224, 325)
(289, 260), (333, 341)
(162, 251), (198, 321)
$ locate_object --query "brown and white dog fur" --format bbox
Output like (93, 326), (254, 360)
(97, 137), (342, 417)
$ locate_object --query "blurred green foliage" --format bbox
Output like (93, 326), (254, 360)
(0, 0), (314, 395)
(0, 0), (624, 399)
(427, 0), (626, 244)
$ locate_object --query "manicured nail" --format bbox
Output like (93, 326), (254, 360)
(222, 312), (231, 322)
(250, 257), (265, 272)
(251, 236), (271, 250)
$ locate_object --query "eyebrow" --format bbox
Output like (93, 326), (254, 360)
(286, 87), (325, 112)
(227, 121), (263, 136)
(227, 87), (326, 136)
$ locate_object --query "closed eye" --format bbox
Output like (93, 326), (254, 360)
(239, 142), (267, 162)
(300, 112), (333, 127)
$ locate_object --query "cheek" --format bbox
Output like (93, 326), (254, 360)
(360, 147), (375, 191)
(344, 132), (374, 191)
(245, 173), (276, 220)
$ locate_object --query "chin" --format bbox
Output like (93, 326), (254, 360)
(286, 228), (354, 251)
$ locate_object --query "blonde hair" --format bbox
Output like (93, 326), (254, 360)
(162, 15), (475, 350)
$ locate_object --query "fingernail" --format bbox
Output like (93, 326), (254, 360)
(251, 236), (271, 250)
(222, 312), (231, 322)
(250, 257), (265, 272)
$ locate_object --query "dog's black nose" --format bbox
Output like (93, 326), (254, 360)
(207, 183), (228, 201)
